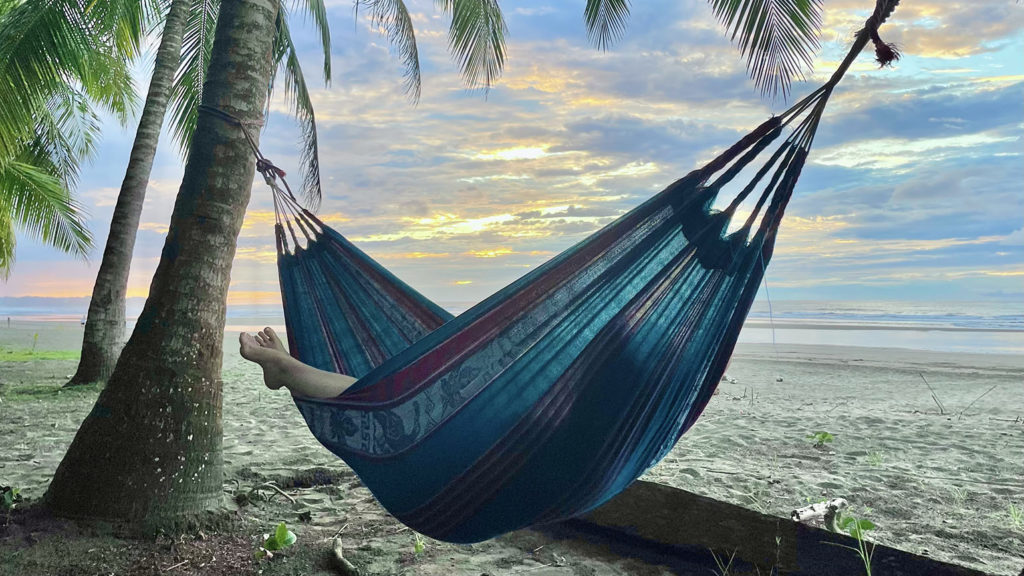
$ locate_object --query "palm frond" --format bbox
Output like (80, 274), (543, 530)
(29, 89), (103, 188)
(272, 10), (322, 207)
(0, 159), (92, 271)
(436, 0), (507, 90)
(79, 48), (139, 126)
(707, 0), (822, 97)
(583, 0), (630, 51)
(357, 0), (422, 100)
(0, 212), (14, 278)
(290, 0), (331, 83)
(0, 0), (138, 157)
(87, 0), (148, 60)
(168, 0), (218, 152)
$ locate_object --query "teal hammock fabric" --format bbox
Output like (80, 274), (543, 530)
(270, 73), (849, 542)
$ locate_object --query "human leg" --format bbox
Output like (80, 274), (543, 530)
(239, 329), (357, 399)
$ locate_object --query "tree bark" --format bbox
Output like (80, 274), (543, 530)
(45, 0), (280, 525)
(67, 0), (194, 387)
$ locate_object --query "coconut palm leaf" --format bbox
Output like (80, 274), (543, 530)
(271, 9), (322, 208)
(0, 159), (92, 277)
(436, 0), (507, 91)
(289, 0), (331, 84)
(0, 211), (14, 276)
(583, 0), (630, 51)
(31, 89), (103, 188)
(167, 0), (217, 150)
(0, 0), (140, 158)
(0, 0), (141, 273)
(356, 0), (422, 99)
(708, 0), (822, 97)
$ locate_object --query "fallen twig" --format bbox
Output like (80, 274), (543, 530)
(513, 563), (553, 574)
(990, 416), (1022, 423)
(162, 560), (188, 572)
(958, 385), (997, 420)
(919, 373), (946, 415)
(258, 482), (297, 504)
(826, 401), (850, 415)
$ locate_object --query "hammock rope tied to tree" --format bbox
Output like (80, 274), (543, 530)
(235, 0), (902, 543)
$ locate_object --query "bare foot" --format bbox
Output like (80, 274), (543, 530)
(255, 327), (287, 354)
(239, 332), (286, 390)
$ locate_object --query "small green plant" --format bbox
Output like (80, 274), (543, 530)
(1010, 503), (1023, 530)
(413, 531), (426, 554)
(1, 486), (22, 511)
(256, 521), (297, 559)
(709, 548), (737, 576)
(949, 486), (968, 508)
(807, 431), (834, 448)
(866, 452), (884, 467)
(827, 511), (876, 576)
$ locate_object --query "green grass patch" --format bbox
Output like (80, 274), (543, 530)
(0, 348), (80, 361)
(0, 381), (101, 402)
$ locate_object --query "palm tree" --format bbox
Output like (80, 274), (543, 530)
(66, 0), (331, 386)
(45, 0), (508, 525)
(0, 0), (143, 276)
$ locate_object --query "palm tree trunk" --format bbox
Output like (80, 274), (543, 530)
(67, 0), (195, 387)
(45, 0), (280, 525)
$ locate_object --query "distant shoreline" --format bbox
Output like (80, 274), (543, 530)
(5, 316), (1022, 333)
(3, 317), (1022, 358)
(742, 320), (1023, 333)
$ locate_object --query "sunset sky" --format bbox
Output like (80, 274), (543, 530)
(3, 0), (1022, 310)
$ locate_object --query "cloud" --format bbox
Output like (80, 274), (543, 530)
(6, 0), (1022, 306)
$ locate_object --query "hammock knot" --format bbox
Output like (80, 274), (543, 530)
(256, 158), (287, 182)
(866, 0), (902, 67)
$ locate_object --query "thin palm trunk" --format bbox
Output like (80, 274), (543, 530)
(45, 0), (280, 524)
(67, 0), (194, 386)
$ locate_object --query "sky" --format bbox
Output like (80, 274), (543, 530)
(2, 0), (1022, 311)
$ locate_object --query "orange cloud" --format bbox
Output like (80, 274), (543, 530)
(465, 248), (514, 258)
(226, 290), (282, 306)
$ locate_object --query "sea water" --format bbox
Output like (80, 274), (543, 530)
(739, 300), (1024, 355)
(2, 297), (1021, 355)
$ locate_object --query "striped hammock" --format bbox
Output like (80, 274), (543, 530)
(268, 16), (892, 539)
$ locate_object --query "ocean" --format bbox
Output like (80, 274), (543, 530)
(1, 297), (1021, 355)
(739, 300), (1024, 355)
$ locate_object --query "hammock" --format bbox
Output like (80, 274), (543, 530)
(264, 10), (897, 543)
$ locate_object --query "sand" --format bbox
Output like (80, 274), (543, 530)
(1, 320), (1022, 575)
(645, 343), (1024, 575)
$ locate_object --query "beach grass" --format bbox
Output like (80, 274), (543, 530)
(0, 347), (80, 362)
(0, 381), (100, 402)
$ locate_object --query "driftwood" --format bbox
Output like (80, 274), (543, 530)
(576, 481), (991, 575)
(791, 498), (848, 529)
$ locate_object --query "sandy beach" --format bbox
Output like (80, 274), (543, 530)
(1, 319), (1022, 575)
